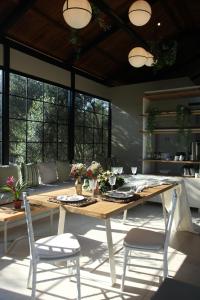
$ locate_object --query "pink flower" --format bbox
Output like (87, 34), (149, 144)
(6, 176), (15, 187)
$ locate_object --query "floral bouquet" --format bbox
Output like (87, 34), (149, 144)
(97, 171), (125, 193)
(70, 163), (87, 179)
(86, 161), (103, 179)
(0, 176), (27, 201)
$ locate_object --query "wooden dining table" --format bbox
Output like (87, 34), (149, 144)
(27, 183), (178, 286)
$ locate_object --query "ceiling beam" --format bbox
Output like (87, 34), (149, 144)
(92, 0), (150, 51)
(161, 0), (183, 32)
(0, 0), (37, 33)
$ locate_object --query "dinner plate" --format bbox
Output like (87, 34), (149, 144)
(106, 190), (134, 199)
(56, 195), (85, 202)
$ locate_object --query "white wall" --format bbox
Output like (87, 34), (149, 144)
(110, 77), (194, 172)
(0, 44), (3, 66)
(75, 74), (111, 99)
(10, 49), (71, 87)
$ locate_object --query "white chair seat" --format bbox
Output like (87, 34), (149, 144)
(124, 228), (165, 251)
(35, 233), (81, 259)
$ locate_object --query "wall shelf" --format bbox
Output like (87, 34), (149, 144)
(141, 109), (200, 117)
(143, 159), (200, 164)
(141, 128), (200, 134)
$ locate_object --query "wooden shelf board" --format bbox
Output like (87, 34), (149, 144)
(141, 128), (200, 134)
(141, 109), (200, 117)
(144, 86), (200, 100)
(143, 159), (200, 164)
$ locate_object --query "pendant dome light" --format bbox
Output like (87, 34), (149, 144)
(129, 0), (152, 26)
(63, 0), (92, 29)
(128, 47), (147, 68)
(145, 52), (154, 66)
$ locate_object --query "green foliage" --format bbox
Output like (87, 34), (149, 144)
(176, 105), (191, 153)
(149, 40), (178, 71)
(146, 107), (159, 133)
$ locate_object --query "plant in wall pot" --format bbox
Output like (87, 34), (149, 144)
(0, 176), (27, 209)
(146, 107), (159, 158)
(176, 104), (191, 158)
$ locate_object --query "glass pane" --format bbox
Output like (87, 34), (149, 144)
(74, 144), (84, 161)
(9, 120), (26, 141)
(102, 101), (109, 115)
(27, 143), (42, 162)
(9, 96), (26, 119)
(85, 97), (95, 112)
(44, 143), (57, 161)
(0, 142), (2, 164)
(58, 143), (68, 161)
(75, 111), (84, 126)
(58, 106), (68, 124)
(27, 121), (43, 142)
(102, 144), (108, 157)
(44, 83), (57, 104)
(44, 102), (57, 122)
(75, 93), (85, 111)
(94, 144), (103, 159)
(85, 112), (93, 127)
(94, 99), (103, 114)
(44, 123), (57, 142)
(84, 144), (93, 161)
(10, 73), (26, 97)
(84, 127), (93, 143)
(75, 127), (84, 143)
(0, 117), (2, 141)
(103, 115), (108, 128)
(103, 130), (108, 143)
(93, 114), (102, 128)
(27, 78), (43, 100)
(94, 128), (103, 143)
(9, 142), (26, 163)
(58, 88), (68, 106)
(27, 100), (43, 121)
(58, 125), (68, 142)
(0, 94), (2, 116)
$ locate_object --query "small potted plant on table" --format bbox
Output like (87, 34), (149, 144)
(0, 176), (27, 209)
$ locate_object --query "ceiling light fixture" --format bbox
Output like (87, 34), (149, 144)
(128, 47), (147, 68)
(63, 0), (92, 29)
(128, 0), (152, 26)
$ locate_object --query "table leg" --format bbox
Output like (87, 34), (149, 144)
(161, 193), (167, 231)
(49, 209), (54, 234)
(4, 221), (8, 253)
(57, 206), (66, 235)
(105, 218), (116, 286)
(123, 210), (127, 224)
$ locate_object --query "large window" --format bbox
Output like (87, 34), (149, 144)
(74, 92), (110, 162)
(9, 73), (70, 163)
(0, 70), (2, 164)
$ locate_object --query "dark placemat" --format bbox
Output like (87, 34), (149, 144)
(48, 196), (97, 207)
(101, 193), (141, 203)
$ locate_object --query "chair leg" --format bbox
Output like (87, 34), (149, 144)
(75, 257), (81, 300)
(121, 247), (129, 291)
(163, 251), (168, 279)
(31, 262), (37, 300)
(27, 260), (33, 289)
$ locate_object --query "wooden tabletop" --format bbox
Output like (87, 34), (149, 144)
(27, 184), (176, 220)
(0, 203), (52, 222)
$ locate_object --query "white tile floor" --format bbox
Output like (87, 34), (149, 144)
(0, 202), (200, 300)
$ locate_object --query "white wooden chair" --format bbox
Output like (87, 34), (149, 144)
(121, 189), (177, 291)
(22, 192), (81, 300)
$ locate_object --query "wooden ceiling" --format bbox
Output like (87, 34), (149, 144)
(0, 0), (200, 86)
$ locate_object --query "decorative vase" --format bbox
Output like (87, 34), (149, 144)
(75, 177), (82, 195)
(13, 199), (22, 209)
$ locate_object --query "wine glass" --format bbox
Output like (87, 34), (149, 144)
(109, 175), (116, 191)
(111, 167), (119, 175)
(117, 167), (123, 175)
(131, 167), (137, 175)
(89, 178), (97, 197)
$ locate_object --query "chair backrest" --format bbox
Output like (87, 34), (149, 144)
(163, 189), (177, 252)
(22, 192), (37, 260)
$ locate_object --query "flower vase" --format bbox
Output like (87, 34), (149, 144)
(75, 177), (82, 195)
(14, 199), (22, 209)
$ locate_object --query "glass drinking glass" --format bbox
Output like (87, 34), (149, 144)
(109, 175), (116, 191)
(111, 167), (119, 175)
(131, 167), (137, 175)
(117, 167), (123, 175)
(89, 178), (97, 197)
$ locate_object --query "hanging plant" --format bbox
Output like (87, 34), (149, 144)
(91, 4), (111, 31)
(176, 104), (191, 154)
(146, 107), (159, 133)
(149, 40), (178, 71)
